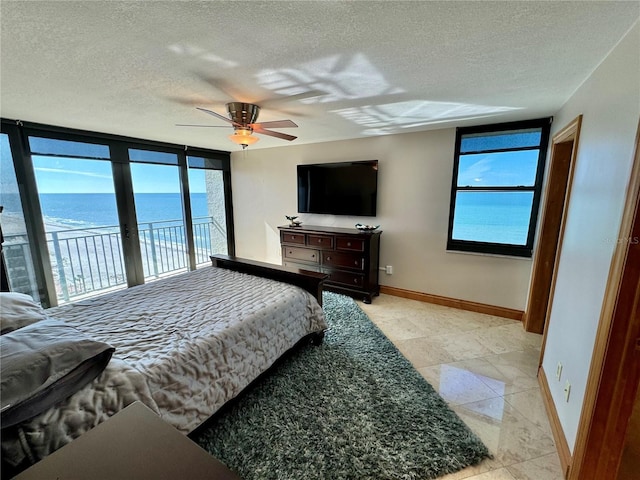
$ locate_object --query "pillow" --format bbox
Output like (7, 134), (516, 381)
(0, 318), (115, 428)
(0, 292), (47, 334)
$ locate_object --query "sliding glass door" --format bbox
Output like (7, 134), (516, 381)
(1, 119), (233, 307)
(30, 137), (126, 303)
(0, 133), (40, 299)
(187, 155), (229, 266)
(129, 149), (188, 281)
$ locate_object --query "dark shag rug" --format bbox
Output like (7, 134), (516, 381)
(194, 292), (490, 480)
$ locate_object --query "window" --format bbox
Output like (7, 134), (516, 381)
(0, 133), (40, 300)
(1, 119), (233, 306)
(447, 118), (551, 257)
(31, 147), (124, 302)
(129, 149), (188, 281)
(187, 155), (230, 266)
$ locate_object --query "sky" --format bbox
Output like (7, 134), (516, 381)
(5, 135), (538, 195)
(0, 136), (19, 194)
(457, 150), (539, 187)
(30, 156), (208, 194)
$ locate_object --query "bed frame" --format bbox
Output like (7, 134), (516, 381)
(210, 254), (328, 344)
(210, 254), (327, 306)
(1, 257), (329, 478)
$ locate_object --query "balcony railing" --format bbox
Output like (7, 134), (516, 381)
(3, 216), (225, 303)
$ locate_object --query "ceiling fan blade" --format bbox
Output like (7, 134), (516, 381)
(196, 107), (239, 126)
(253, 126), (297, 141)
(166, 96), (202, 106)
(175, 124), (229, 128)
(165, 95), (224, 107)
(193, 74), (253, 102)
(258, 90), (326, 107)
(250, 120), (298, 129)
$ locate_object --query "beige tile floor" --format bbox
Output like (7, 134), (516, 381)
(357, 293), (564, 480)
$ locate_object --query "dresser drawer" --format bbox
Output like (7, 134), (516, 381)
(336, 237), (365, 252)
(326, 269), (365, 288)
(283, 246), (319, 263)
(279, 225), (380, 304)
(322, 251), (364, 270)
(307, 234), (334, 249)
(283, 260), (321, 273)
(281, 231), (306, 245)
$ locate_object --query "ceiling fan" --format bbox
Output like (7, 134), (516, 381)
(177, 102), (298, 149)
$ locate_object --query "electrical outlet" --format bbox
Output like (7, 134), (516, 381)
(385, 265), (393, 275)
(556, 362), (563, 381)
(564, 381), (571, 402)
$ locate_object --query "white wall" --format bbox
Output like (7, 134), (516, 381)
(541, 21), (640, 451)
(232, 126), (533, 310)
(230, 14), (640, 458)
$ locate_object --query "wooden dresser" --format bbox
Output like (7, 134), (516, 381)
(279, 225), (381, 303)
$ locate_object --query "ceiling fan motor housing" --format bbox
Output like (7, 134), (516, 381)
(227, 102), (260, 129)
(185, 103), (297, 144)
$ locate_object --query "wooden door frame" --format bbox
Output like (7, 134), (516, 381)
(568, 120), (640, 479)
(524, 115), (582, 334)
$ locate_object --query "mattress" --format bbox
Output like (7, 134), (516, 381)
(2, 266), (326, 465)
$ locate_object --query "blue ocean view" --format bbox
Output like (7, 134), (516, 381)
(0, 192), (223, 299)
(3, 191), (531, 245)
(36, 193), (210, 229)
(453, 191), (532, 245)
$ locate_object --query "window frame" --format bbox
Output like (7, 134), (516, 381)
(186, 151), (235, 261)
(446, 117), (552, 258)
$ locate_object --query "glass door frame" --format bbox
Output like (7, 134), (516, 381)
(126, 145), (193, 279)
(2, 122), (56, 306)
(186, 147), (236, 263)
(1, 119), (233, 307)
(110, 143), (145, 288)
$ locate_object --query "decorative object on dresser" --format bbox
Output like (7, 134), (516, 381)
(355, 223), (380, 231)
(279, 224), (381, 303)
(285, 215), (302, 227)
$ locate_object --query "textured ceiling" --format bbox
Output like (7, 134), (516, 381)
(1, 1), (638, 152)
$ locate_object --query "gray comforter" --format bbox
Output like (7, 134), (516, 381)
(1, 266), (326, 465)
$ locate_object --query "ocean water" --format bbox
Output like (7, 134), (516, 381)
(3, 192), (532, 245)
(1, 192), (226, 299)
(35, 193), (210, 229)
(452, 191), (532, 245)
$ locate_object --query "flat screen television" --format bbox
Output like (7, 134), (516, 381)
(297, 160), (378, 217)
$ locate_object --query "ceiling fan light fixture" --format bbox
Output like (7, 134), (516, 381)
(229, 128), (259, 149)
(185, 102), (297, 149)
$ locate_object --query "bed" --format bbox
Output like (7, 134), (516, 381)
(1, 256), (327, 468)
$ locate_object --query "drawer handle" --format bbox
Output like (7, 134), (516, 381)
(312, 254), (315, 258)
(353, 278), (359, 284)
(326, 256), (331, 261)
(347, 242), (352, 247)
(291, 236), (296, 240)
(318, 239), (322, 243)
(354, 260), (358, 265)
